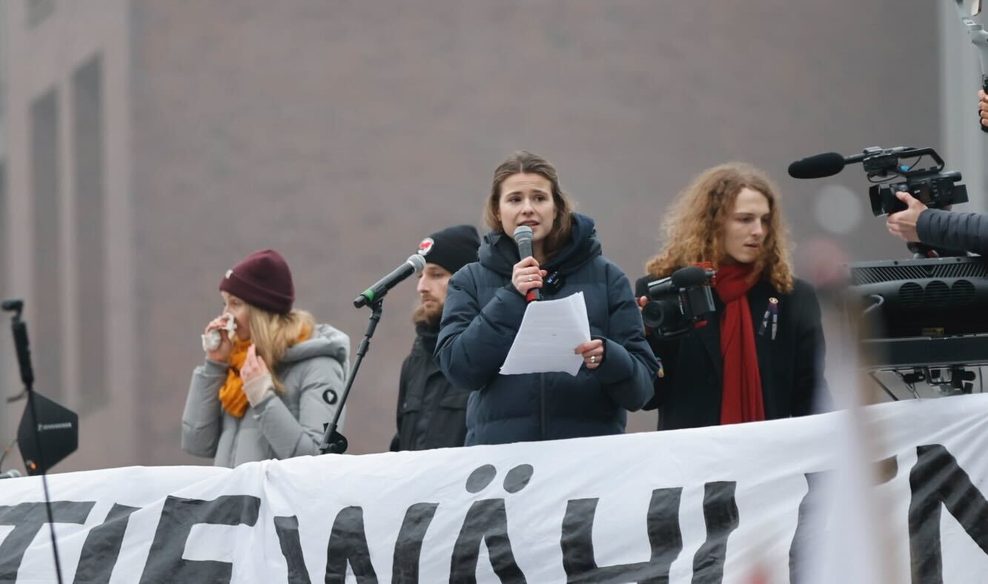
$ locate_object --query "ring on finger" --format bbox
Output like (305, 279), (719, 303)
(590, 355), (597, 364)
(528, 276), (534, 282)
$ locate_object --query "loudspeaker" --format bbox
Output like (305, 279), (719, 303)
(17, 392), (78, 475)
(848, 256), (988, 338)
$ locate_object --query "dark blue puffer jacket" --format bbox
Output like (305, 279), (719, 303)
(436, 213), (659, 445)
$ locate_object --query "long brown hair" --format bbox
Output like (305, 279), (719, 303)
(245, 307), (315, 393)
(644, 162), (794, 293)
(482, 151), (575, 259)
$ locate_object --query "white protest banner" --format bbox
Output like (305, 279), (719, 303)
(2, 394), (988, 582)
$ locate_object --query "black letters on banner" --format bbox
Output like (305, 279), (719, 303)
(12, 442), (988, 582)
(73, 503), (139, 584)
(561, 487), (684, 583)
(392, 502), (439, 584)
(139, 495), (260, 584)
(909, 444), (988, 583)
(0, 501), (94, 581)
(274, 515), (312, 584)
(325, 506), (378, 584)
(692, 481), (739, 584)
(450, 499), (527, 584)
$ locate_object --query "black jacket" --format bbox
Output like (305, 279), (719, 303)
(635, 275), (827, 430)
(437, 213), (659, 445)
(917, 209), (988, 255)
(390, 324), (470, 451)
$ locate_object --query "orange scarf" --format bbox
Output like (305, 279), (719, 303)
(218, 339), (254, 418)
(218, 323), (314, 418)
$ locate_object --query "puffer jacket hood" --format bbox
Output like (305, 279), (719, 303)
(281, 323), (350, 368)
(479, 213), (601, 277)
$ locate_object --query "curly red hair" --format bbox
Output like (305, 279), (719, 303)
(644, 162), (794, 293)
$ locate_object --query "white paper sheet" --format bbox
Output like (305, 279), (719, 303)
(499, 292), (592, 376)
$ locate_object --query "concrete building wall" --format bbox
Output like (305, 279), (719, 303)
(3, 0), (135, 470)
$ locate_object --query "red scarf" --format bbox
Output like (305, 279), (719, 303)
(714, 264), (765, 424)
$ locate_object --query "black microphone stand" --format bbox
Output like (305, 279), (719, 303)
(319, 299), (384, 454)
(2, 299), (64, 584)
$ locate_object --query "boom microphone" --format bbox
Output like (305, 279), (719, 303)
(353, 254), (427, 308)
(787, 152), (848, 179)
(513, 225), (542, 302)
(789, 147), (914, 180)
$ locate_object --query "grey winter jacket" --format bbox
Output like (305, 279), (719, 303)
(437, 213), (659, 445)
(182, 323), (350, 467)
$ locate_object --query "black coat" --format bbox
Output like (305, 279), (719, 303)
(437, 214), (659, 445)
(917, 209), (988, 255)
(390, 324), (470, 451)
(634, 275), (827, 430)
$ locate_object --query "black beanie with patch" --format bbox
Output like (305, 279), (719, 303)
(418, 225), (480, 275)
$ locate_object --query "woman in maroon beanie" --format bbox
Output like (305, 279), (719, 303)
(182, 249), (350, 467)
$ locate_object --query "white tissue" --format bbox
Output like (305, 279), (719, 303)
(201, 314), (237, 352)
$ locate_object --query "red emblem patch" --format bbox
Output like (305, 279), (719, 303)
(417, 237), (435, 256)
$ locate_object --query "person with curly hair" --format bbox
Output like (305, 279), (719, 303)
(636, 162), (827, 430)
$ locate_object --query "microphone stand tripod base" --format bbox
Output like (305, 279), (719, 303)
(321, 430), (348, 455)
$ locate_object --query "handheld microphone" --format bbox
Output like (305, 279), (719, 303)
(513, 226), (542, 302)
(353, 254), (427, 308)
(788, 147), (912, 179)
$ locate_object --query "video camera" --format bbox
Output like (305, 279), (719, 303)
(788, 146), (968, 217)
(642, 266), (716, 338)
(861, 147), (968, 216)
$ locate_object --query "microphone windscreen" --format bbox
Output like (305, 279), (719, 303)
(513, 225), (534, 259)
(787, 152), (846, 179)
(670, 266), (709, 288)
(407, 253), (427, 275)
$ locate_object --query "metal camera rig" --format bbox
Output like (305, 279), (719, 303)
(860, 146), (968, 216)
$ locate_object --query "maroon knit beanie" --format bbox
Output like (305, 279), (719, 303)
(218, 249), (295, 315)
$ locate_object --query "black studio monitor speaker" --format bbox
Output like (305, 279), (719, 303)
(848, 256), (988, 339)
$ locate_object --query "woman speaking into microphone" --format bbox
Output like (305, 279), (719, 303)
(436, 151), (658, 446)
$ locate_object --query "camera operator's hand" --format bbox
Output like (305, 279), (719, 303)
(636, 295), (664, 378)
(636, 296), (652, 333)
(980, 90), (988, 128)
(886, 191), (927, 243)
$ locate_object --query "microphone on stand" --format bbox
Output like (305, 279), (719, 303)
(513, 225), (542, 302)
(353, 254), (427, 308)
